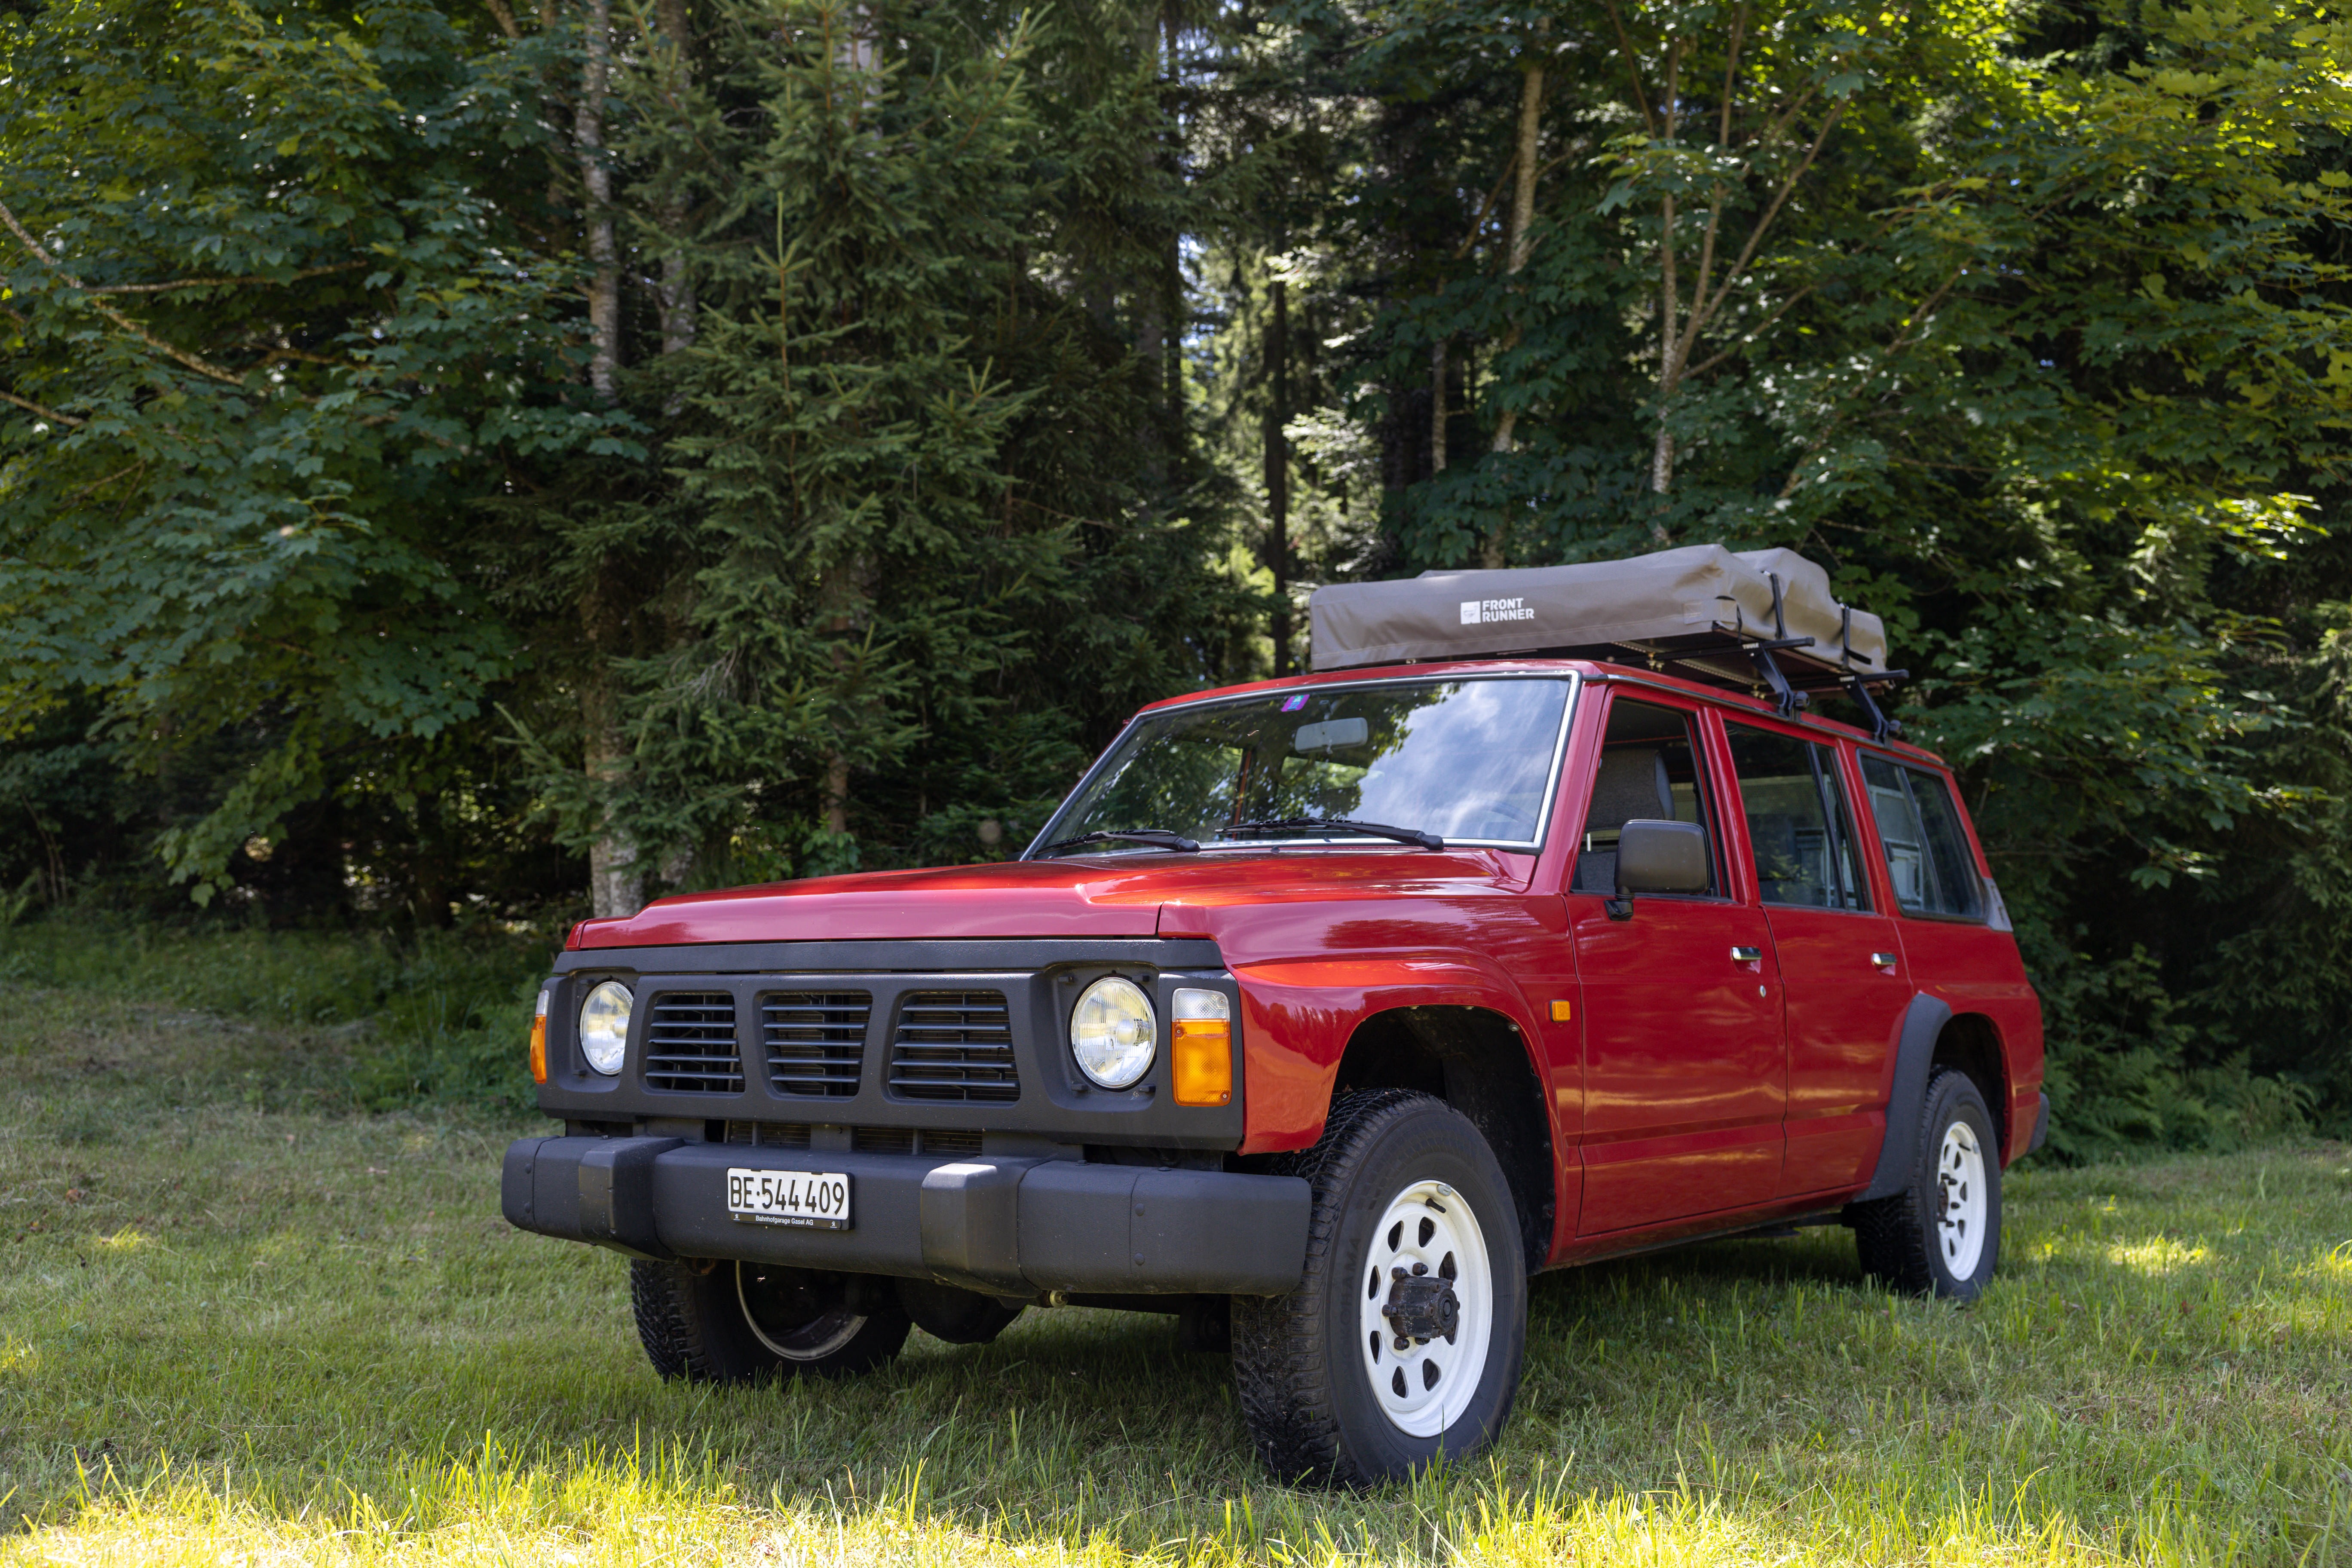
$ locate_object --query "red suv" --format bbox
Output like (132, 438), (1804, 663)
(505, 547), (2045, 1486)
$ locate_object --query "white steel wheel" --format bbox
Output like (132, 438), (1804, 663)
(737, 1263), (869, 1361)
(1852, 1069), (2003, 1301)
(1934, 1121), (1988, 1278)
(1357, 1176), (1494, 1438)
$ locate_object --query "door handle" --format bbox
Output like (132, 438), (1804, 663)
(1730, 946), (1762, 963)
(1871, 951), (1899, 968)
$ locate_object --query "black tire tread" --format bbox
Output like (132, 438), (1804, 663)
(1851, 1068), (1996, 1298)
(1231, 1088), (1436, 1485)
(630, 1258), (715, 1381)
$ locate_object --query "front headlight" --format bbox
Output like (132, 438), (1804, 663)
(578, 980), (633, 1076)
(1070, 976), (1156, 1089)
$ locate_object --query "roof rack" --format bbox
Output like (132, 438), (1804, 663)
(1307, 544), (1909, 741)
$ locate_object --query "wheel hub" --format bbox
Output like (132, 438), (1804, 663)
(1381, 1268), (1460, 1343)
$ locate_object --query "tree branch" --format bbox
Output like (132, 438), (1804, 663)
(84, 263), (368, 295)
(251, 346), (366, 372)
(0, 194), (60, 266)
(0, 388), (85, 427)
(65, 460), (146, 504)
(1599, 0), (1657, 136)
(0, 193), (251, 385)
(1680, 98), (1845, 368)
(1683, 284), (1815, 379)
(1454, 150), (1517, 260)
(1718, 0), (1748, 148)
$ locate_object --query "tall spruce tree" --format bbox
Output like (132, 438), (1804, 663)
(499, 0), (1265, 901)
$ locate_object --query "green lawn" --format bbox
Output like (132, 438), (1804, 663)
(1, 979), (2347, 1565)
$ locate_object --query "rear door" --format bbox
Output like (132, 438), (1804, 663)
(1718, 721), (1912, 1197)
(1570, 691), (1785, 1234)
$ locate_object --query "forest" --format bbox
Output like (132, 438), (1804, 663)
(1, 0), (2347, 1151)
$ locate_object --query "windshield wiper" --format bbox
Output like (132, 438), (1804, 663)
(1218, 817), (1446, 851)
(1039, 827), (1201, 856)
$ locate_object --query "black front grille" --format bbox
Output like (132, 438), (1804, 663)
(851, 1126), (916, 1155)
(762, 992), (871, 1097)
(643, 992), (743, 1093)
(724, 1120), (812, 1149)
(889, 990), (1019, 1102)
(921, 1127), (983, 1158)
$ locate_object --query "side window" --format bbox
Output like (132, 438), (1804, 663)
(1571, 699), (1718, 896)
(1859, 756), (1984, 919)
(1724, 724), (1870, 911)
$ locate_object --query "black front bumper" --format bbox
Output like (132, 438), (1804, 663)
(503, 1135), (1312, 1298)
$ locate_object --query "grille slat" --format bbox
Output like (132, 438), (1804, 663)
(762, 992), (871, 1097)
(643, 992), (744, 1093)
(888, 990), (1018, 1102)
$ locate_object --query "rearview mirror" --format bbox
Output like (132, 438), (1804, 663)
(1293, 717), (1369, 752)
(1609, 818), (1709, 919)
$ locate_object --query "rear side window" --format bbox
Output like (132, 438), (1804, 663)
(1859, 756), (1984, 919)
(1723, 724), (1870, 911)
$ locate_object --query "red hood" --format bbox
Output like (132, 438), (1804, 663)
(567, 849), (1534, 948)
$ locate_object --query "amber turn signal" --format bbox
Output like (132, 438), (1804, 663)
(1550, 998), (1573, 1023)
(528, 991), (550, 1085)
(1170, 987), (1233, 1106)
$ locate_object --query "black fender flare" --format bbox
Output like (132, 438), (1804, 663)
(1857, 993), (1952, 1202)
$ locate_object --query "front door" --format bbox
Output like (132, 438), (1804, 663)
(1718, 721), (1911, 1196)
(1570, 694), (1785, 1235)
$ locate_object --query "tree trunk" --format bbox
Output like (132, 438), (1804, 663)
(1136, 290), (1165, 479)
(576, 0), (634, 915)
(1481, 48), (1544, 569)
(1651, 189), (1679, 505)
(1265, 278), (1291, 677)
(817, 552), (874, 841)
(1431, 337), (1448, 474)
(1648, 40), (1683, 530)
(575, 0), (619, 396)
(824, 752), (851, 838)
(655, 0), (695, 358)
(580, 667), (641, 919)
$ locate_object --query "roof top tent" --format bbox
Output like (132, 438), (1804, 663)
(1306, 544), (1907, 738)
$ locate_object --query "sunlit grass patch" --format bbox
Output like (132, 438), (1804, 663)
(2105, 1236), (2214, 1274)
(12, 1445), (2327, 1567)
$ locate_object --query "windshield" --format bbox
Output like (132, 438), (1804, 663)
(1031, 676), (1577, 854)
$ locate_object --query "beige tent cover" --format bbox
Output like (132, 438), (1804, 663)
(1308, 544), (1889, 677)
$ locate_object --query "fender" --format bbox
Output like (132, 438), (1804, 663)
(1229, 954), (1553, 1156)
(1857, 993), (1951, 1202)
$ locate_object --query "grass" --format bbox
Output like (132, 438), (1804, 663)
(0, 916), (551, 1113)
(0, 972), (2349, 1564)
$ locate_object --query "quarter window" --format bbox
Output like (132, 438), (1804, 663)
(1724, 725), (1870, 911)
(1859, 756), (1984, 919)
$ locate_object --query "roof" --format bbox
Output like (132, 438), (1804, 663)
(1132, 657), (1946, 766)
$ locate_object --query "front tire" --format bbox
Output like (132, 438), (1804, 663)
(1850, 1069), (2002, 1299)
(1231, 1090), (1528, 1486)
(631, 1259), (911, 1382)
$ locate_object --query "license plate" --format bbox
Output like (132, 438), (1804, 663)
(726, 1168), (851, 1230)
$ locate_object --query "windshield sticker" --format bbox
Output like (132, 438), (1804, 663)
(1461, 597), (1536, 626)
(1281, 693), (1309, 711)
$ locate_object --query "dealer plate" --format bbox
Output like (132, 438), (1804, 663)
(726, 1167), (851, 1230)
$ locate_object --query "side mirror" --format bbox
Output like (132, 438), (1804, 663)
(1608, 819), (1709, 920)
